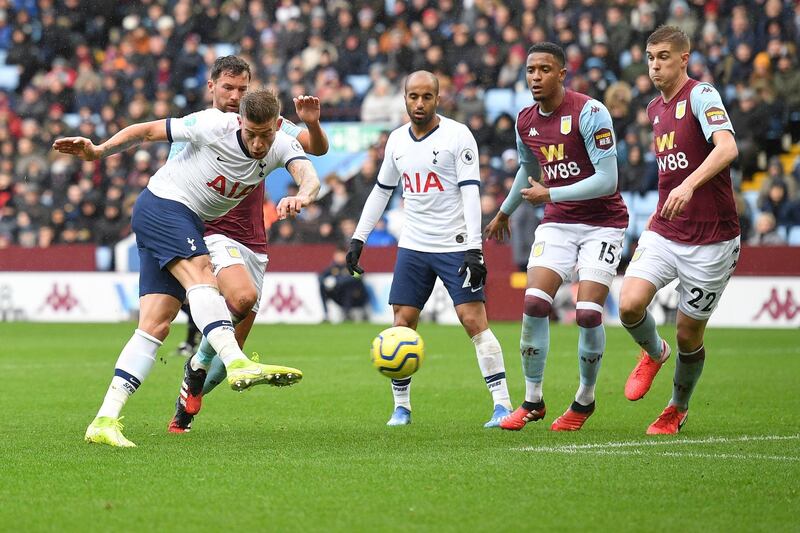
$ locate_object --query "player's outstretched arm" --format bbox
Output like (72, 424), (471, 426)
(661, 130), (738, 221)
(294, 95), (329, 156)
(277, 159), (321, 220)
(52, 120), (168, 160)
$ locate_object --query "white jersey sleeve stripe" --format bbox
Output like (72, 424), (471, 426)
(166, 118), (174, 143)
(458, 180), (480, 187)
(377, 181), (397, 190)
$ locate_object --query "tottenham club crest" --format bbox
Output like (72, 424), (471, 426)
(560, 115), (572, 135)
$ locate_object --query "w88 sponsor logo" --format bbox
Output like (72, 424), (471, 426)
(656, 152), (689, 172)
(543, 161), (581, 180)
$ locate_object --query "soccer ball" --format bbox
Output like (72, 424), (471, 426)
(370, 326), (425, 379)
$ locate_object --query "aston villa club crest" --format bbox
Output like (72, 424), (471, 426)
(560, 116), (572, 135)
(675, 100), (686, 120)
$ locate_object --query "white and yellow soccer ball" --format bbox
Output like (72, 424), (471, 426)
(370, 326), (425, 379)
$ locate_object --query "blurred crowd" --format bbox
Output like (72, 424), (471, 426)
(2, 0), (800, 259)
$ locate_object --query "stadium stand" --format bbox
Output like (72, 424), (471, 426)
(1, 0), (799, 269)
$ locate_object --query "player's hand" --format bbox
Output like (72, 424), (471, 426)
(52, 137), (102, 160)
(276, 196), (305, 219)
(293, 95), (321, 124)
(484, 211), (511, 242)
(661, 182), (693, 221)
(346, 239), (365, 276)
(521, 177), (551, 205)
(457, 249), (487, 290)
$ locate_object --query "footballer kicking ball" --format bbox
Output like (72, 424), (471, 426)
(370, 326), (425, 379)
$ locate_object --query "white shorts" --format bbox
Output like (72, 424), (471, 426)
(204, 234), (269, 313)
(527, 223), (625, 287)
(624, 230), (740, 320)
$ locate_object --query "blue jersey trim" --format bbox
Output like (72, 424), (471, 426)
(458, 180), (480, 188)
(408, 124), (440, 142)
(166, 118), (173, 143)
(377, 181), (397, 190)
(284, 155), (309, 170)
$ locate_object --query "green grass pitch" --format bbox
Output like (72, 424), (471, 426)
(1, 322), (798, 532)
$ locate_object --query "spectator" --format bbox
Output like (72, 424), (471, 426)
(319, 247), (369, 322)
(757, 178), (794, 227)
(360, 77), (404, 124)
(728, 89), (770, 179)
(619, 144), (648, 193)
(748, 212), (786, 246)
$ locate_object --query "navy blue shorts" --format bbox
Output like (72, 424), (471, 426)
(131, 188), (209, 300)
(389, 248), (485, 309)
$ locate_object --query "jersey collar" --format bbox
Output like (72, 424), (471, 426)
(236, 129), (252, 158)
(408, 118), (441, 142)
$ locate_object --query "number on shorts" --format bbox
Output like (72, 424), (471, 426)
(688, 287), (717, 312)
(598, 242), (617, 264)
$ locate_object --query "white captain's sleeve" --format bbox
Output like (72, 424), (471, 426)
(166, 108), (236, 146)
(454, 125), (482, 249)
(352, 133), (400, 243)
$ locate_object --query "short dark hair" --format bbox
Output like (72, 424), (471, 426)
(527, 42), (566, 68)
(210, 55), (251, 81)
(647, 25), (690, 52)
(239, 89), (281, 123)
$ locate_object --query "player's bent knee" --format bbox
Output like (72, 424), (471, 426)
(524, 295), (552, 318)
(228, 290), (258, 318)
(618, 294), (647, 324)
(575, 308), (603, 328)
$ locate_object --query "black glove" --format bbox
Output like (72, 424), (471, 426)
(457, 249), (487, 290)
(346, 239), (365, 276)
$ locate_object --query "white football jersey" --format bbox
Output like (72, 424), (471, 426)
(147, 108), (307, 221)
(377, 115), (480, 252)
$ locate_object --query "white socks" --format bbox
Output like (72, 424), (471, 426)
(96, 329), (161, 419)
(186, 284), (247, 367)
(472, 329), (512, 409)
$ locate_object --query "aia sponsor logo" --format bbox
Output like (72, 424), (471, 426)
(753, 288), (800, 321)
(402, 172), (444, 193)
(594, 128), (613, 150)
(207, 175), (257, 199)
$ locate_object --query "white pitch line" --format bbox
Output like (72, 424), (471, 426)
(531, 449), (800, 462)
(517, 434), (800, 453)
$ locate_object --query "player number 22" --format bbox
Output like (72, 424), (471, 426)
(598, 242), (617, 264)
(687, 287), (717, 312)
